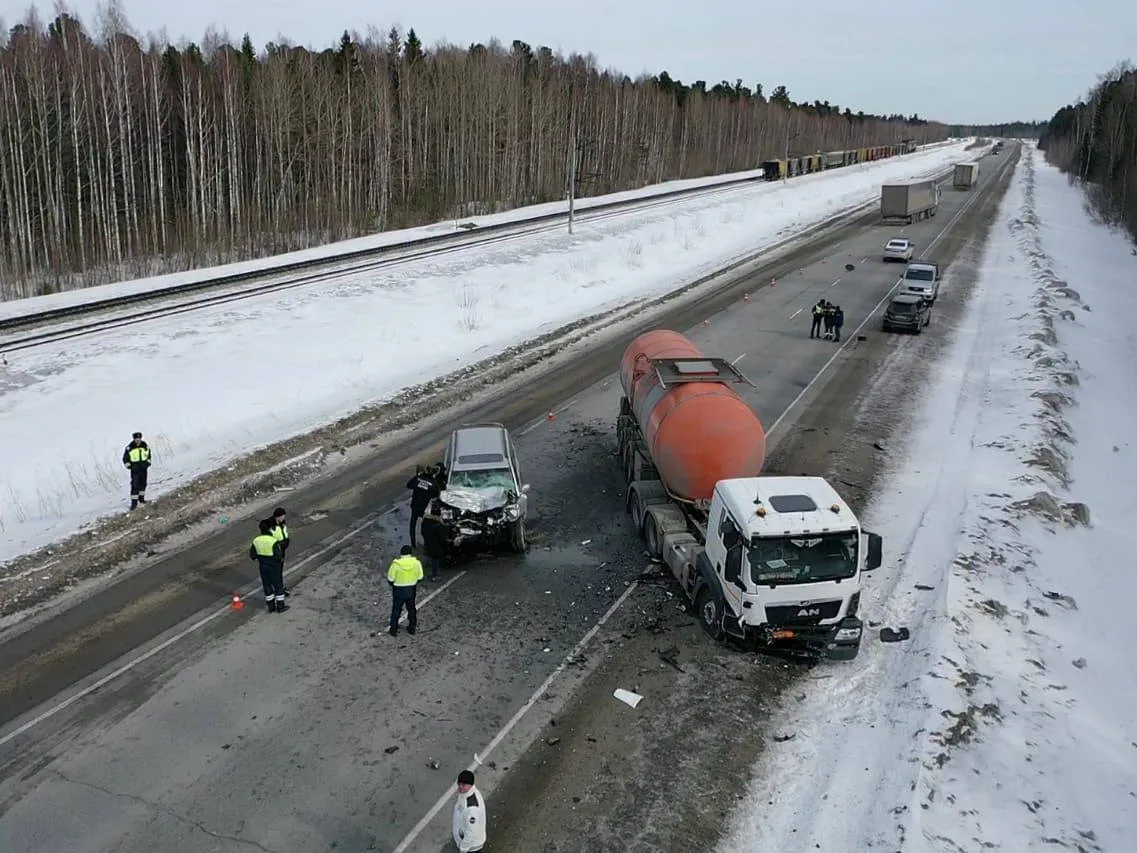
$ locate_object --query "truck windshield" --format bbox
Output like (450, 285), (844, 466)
(905, 268), (934, 281)
(749, 532), (858, 585)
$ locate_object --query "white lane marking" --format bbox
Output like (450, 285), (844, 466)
(391, 580), (641, 853)
(788, 308), (803, 320)
(0, 517), (468, 749)
(731, 352), (747, 365)
(767, 165), (997, 439)
(829, 278), (841, 288)
(860, 257), (868, 263)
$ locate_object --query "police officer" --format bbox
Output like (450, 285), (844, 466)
(387, 544), (424, 636)
(451, 769), (487, 852)
(823, 302), (836, 339)
(122, 431), (152, 511)
(420, 500), (447, 581)
(810, 299), (826, 338)
(265, 507), (291, 598)
(250, 519), (288, 612)
(406, 466), (441, 549)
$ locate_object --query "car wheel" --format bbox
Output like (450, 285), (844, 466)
(509, 519), (527, 554)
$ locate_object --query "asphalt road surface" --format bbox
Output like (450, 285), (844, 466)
(0, 144), (1019, 853)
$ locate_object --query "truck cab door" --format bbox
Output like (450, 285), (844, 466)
(717, 515), (747, 615)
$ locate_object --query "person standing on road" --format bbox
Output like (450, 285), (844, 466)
(387, 544), (424, 636)
(810, 299), (826, 338)
(250, 519), (289, 613)
(122, 431), (152, 511)
(265, 507), (291, 598)
(420, 501), (447, 581)
(451, 769), (487, 853)
(832, 305), (845, 342)
(823, 302), (836, 339)
(406, 466), (441, 549)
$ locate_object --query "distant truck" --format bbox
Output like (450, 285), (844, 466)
(953, 162), (980, 189)
(880, 179), (939, 224)
(616, 330), (883, 661)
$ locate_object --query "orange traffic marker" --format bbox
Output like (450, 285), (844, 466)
(743, 292), (750, 301)
(703, 319), (709, 327)
(231, 593), (245, 610)
(546, 411), (556, 421)
(770, 277), (776, 287)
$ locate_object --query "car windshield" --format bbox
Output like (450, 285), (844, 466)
(905, 268), (934, 281)
(447, 467), (516, 492)
(890, 301), (917, 313)
(749, 532), (858, 585)
(887, 241), (907, 249)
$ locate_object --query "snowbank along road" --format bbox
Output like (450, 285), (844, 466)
(0, 145), (1017, 852)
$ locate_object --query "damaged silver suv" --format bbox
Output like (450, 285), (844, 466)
(437, 423), (530, 555)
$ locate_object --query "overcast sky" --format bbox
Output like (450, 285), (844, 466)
(5, 0), (1135, 124)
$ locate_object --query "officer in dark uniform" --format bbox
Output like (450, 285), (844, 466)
(250, 519), (288, 612)
(406, 466), (441, 549)
(122, 431), (152, 510)
(265, 507), (291, 597)
(831, 305), (845, 341)
(419, 500), (447, 581)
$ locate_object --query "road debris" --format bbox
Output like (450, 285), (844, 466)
(613, 688), (643, 709)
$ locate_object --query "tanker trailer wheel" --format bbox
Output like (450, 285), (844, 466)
(694, 587), (724, 640)
(629, 489), (647, 531)
(643, 512), (663, 560)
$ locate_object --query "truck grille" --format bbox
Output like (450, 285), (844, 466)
(765, 599), (843, 625)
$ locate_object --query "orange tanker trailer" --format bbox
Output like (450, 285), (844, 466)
(617, 329), (766, 504)
(614, 328), (883, 660)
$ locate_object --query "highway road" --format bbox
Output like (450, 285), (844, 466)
(0, 143), (1018, 852)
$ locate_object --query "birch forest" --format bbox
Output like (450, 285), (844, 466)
(0, 7), (948, 299)
(1040, 62), (1137, 242)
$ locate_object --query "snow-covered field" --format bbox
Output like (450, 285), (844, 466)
(717, 146), (1136, 852)
(0, 142), (972, 565)
(0, 140), (959, 322)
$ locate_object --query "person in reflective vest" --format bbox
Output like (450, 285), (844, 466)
(250, 519), (288, 613)
(122, 431), (152, 511)
(265, 507), (291, 598)
(387, 545), (424, 636)
(810, 299), (827, 339)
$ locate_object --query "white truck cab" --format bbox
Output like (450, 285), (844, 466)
(696, 476), (881, 659)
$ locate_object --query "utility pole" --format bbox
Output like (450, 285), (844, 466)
(782, 107), (799, 183)
(568, 133), (577, 234)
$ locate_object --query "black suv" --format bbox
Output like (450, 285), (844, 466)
(882, 293), (930, 334)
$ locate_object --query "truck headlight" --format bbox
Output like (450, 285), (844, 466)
(503, 504), (520, 521)
(835, 626), (862, 642)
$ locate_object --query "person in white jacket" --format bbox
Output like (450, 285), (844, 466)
(451, 769), (487, 852)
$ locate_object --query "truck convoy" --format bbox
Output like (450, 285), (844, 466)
(880, 179), (939, 224)
(953, 162), (980, 189)
(616, 330), (883, 660)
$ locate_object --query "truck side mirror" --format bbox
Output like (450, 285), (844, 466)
(720, 526), (741, 549)
(521, 484), (530, 493)
(865, 532), (883, 570)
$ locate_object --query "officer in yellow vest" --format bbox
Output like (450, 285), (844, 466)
(250, 519), (288, 613)
(122, 431), (152, 510)
(265, 507), (291, 598)
(387, 545), (424, 636)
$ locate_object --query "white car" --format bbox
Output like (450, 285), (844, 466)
(882, 238), (914, 262)
(897, 261), (940, 302)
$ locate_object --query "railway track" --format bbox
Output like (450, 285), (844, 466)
(0, 176), (770, 353)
